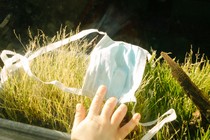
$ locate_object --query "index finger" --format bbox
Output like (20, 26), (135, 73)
(88, 85), (107, 116)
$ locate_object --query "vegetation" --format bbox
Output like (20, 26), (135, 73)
(0, 28), (209, 139)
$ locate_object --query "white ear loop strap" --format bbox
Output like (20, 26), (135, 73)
(131, 102), (177, 140)
(28, 29), (105, 61)
(140, 108), (177, 140)
(0, 29), (105, 94)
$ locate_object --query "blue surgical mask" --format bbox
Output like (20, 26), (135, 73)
(82, 33), (151, 103)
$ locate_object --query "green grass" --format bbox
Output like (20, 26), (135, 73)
(0, 28), (209, 139)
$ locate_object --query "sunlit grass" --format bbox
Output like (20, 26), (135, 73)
(0, 28), (209, 139)
(0, 28), (91, 132)
(134, 51), (210, 139)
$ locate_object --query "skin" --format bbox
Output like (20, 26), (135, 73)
(71, 85), (141, 140)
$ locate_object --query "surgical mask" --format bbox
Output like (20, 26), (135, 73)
(0, 29), (176, 140)
(82, 33), (151, 103)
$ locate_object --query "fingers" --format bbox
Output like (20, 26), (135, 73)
(111, 104), (128, 126)
(72, 103), (86, 129)
(88, 85), (107, 116)
(119, 113), (141, 139)
(100, 97), (117, 119)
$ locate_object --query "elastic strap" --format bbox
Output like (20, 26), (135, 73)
(131, 102), (177, 140)
(0, 29), (105, 94)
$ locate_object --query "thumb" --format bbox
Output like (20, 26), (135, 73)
(72, 103), (86, 129)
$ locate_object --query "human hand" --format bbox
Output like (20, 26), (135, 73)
(71, 85), (141, 140)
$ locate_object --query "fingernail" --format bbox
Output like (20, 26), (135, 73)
(76, 104), (81, 110)
(100, 85), (107, 91)
(120, 104), (127, 111)
(108, 97), (117, 104)
(134, 113), (141, 121)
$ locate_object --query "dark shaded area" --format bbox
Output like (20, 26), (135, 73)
(0, 0), (210, 61)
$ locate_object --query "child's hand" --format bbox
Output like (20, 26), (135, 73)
(71, 85), (140, 140)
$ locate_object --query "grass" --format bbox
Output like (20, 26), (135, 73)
(0, 28), (209, 139)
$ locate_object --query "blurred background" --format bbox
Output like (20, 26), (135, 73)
(1, 0), (210, 61)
